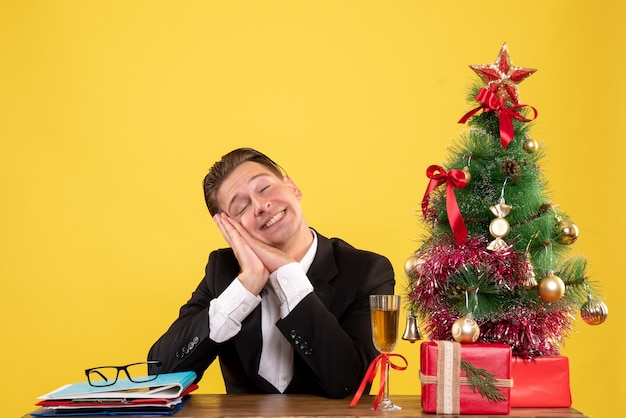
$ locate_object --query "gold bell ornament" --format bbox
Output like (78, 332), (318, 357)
(401, 311), (423, 343)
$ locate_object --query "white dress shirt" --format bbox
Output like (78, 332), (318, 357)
(208, 230), (317, 392)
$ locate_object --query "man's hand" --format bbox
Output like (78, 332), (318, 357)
(213, 213), (269, 295)
(216, 211), (297, 265)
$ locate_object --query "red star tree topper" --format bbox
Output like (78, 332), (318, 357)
(470, 43), (536, 105)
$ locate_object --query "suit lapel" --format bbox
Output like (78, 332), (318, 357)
(306, 232), (339, 309)
(216, 250), (265, 382)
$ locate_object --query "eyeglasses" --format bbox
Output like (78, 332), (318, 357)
(85, 361), (162, 387)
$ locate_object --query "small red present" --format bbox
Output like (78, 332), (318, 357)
(420, 341), (512, 415)
(510, 355), (572, 407)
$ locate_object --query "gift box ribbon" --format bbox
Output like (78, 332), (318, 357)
(349, 353), (408, 410)
(419, 341), (513, 415)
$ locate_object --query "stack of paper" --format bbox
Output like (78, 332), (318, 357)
(31, 371), (197, 416)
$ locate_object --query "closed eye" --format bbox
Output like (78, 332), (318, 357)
(236, 204), (249, 216)
(230, 198), (249, 217)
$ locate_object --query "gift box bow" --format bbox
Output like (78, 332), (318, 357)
(419, 341), (513, 415)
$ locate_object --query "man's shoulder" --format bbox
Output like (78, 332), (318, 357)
(319, 233), (390, 263)
(208, 247), (236, 259)
(206, 247), (238, 270)
(315, 234), (394, 286)
(211, 247), (236, 256)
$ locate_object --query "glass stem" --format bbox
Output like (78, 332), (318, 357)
(383, 358), (391, 403)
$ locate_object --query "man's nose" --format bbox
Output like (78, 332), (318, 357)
(253, 196), (271, 215)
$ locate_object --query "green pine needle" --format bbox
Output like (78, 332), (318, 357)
(447, 265), (503, 318)
(460, 360), (507, 403)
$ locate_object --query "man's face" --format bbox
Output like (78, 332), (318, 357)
(216, 161), (305, 250)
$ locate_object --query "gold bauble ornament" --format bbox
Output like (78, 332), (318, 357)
(523, 138), (539, 153)
(462, 166), (472, 184)
(580, 298), (608, 325)
(451, 314), (480, 343)
(556, 219), (579, 245)
(404, 254), (425, 277)
(537, 274), (565, 302)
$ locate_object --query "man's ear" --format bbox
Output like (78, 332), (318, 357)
(282, 175), (303, 199)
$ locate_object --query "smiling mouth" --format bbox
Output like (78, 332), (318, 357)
(263, 210), (285, 229)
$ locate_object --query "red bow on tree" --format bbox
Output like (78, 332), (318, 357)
(458, 88), (538, 149)
(422, 165), (468, 245)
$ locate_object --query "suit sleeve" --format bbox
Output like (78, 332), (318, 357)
(147, 250), (235, 381)
(276, 250), (395, 398)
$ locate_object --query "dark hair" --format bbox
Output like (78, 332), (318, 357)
(203, 148), (284, 216)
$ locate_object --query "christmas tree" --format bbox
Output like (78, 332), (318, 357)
(405, 43), (608, 359)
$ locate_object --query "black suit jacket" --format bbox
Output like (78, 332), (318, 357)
(148, 231), (395, 399)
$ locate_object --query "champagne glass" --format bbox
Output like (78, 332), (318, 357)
(369, 294), (402, 411)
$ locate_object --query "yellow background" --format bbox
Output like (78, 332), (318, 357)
(1, 1), (624, 417)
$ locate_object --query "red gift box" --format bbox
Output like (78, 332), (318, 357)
(420, 341), (512, 415)
(510, 355), (572, 407)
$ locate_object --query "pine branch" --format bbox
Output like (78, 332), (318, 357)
(447, 265), (503, 317)
(460, 360), (507, 403)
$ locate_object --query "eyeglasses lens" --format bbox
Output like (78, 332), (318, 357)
(87, 367), (119, 387)
(125, 362), (157, 382)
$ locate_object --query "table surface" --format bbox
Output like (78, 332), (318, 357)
(24, 394), (589, 418)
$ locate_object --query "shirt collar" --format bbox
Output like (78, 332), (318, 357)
(299, 229), (318, 273)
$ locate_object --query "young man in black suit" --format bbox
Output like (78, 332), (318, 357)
(148, 148), (395, 398)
